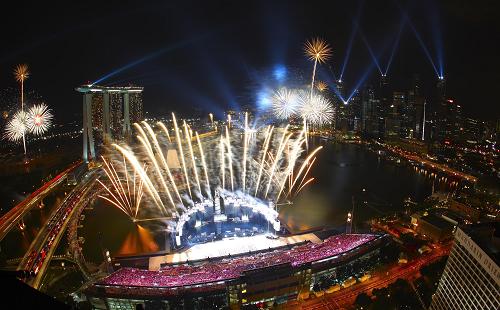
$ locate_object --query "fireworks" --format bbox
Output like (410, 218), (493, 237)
(304, 38), (332, 108)
(272, 87), (299, 120)
(269, 87), (334, 126)
(299, 91), (334, 126)
(304, 38), (332, 64)
(4, 104), (53, 142)
(14, 64), (30, 154)
(4, 110), (27, 142)
(14, 64), (30, 84)
(98, 115), (321, 220)
(27, 103), (53, 136)
(316, 81), (328, 92)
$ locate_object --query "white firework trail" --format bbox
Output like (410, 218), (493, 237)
(97, 114), (322, 221)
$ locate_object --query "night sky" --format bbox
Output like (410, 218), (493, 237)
(0, 0), (498, 123)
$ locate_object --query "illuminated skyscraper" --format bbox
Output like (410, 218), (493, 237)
(76, 85), (144, 162)
(385, 91), (403, 139)
(350, 90), (362, 132)
(433, 76), (447, 141)
(361, 86), (379, 137)
(129, 92), (144, 124)
(376, 74), (390, 137)
(430, 224), (499, 310)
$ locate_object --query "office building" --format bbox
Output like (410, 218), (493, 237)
(430, 223), (499, 310)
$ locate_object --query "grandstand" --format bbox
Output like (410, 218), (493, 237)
(149, 233), (322, 269)
(86, 233), (389, 309)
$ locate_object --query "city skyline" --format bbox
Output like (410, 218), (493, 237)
(0, 1), (499, 122)
(0, 2), (497, 309)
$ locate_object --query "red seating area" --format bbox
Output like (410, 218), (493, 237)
(100, 234), (377, 289)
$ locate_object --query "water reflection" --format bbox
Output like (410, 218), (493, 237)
(117, 225), (159, 255)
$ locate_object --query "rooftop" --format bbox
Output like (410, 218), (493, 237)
(420, 214), (454, 230)
(75, 84), (143, 93)
(99, 234), (380, 288)
(462, 222), (500, 266)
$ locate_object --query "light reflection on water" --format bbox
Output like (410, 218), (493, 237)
(117, 225), (159, 255)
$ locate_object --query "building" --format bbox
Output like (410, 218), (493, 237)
(85, 233), (390, 309)
(461, 117), (485, 144)
(374, 75), (391, 138)
(350, 90), (362, 133)
(430, 223), (500, 310)
(411, 213), (454, 242)
(385, 91), (403, 139)
(361, 86), (380, 137)
(446, 198), (481, 223)
(76, 85), (144, 162)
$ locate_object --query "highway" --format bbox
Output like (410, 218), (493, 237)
(284, 244), (450, 309)
(382, 144), (477, 183)
(17, 169), (98, 289)
(0, 160), (82, 241)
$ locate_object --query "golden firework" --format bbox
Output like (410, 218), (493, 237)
(316, 81), (328, 92)
(14, 64), (30, 83)
(304, 38), (332, 64)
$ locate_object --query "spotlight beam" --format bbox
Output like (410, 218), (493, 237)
(345, 60), (378, 103)
(384, 18), (405, 76)
(91, 31), (215, 85)
(402, 12), (440, 77)
(340, 2), (364, 81)
(358, 29), (383, 75)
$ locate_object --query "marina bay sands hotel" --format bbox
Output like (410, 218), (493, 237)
(76, 85), (143, 162)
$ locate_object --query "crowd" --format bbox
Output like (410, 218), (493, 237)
(101, 234), (377, 289)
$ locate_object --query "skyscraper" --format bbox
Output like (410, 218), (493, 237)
(433, 76), (447, 142)
(401, 91), (415, 139)
(430, 224), (499, 310)
(385, 91), (403, 139)
(76, 85), (144, 162)
(376, 74), (390, 138)
(409, 75), (424, 139)
(361, 86), (379, 137)
(350, 90), (362, 133)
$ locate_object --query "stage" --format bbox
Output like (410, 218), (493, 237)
(149, 233), (321, 270)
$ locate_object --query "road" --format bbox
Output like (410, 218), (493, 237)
(17, 170), (98, 289)
(382, 144), (477, 183)
(284, 244), (450, 309)
(0, 160), (82, 241)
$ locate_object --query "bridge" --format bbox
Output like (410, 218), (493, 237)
(0, 160), (83, 241)
(17, 170), (98, 289)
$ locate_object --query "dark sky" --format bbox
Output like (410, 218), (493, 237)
(0, 0), (499, 123)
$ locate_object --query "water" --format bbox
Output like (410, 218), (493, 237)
(80, 139), (449, 263)
(280, 139), (436, 231)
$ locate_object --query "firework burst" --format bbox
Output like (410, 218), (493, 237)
(304, 38), (332, 114)
(304, 38), (332, 64)
(27, 103), (53, 135)
(316, 81), (328, 92)
(14, 64), (30, 83)
(272, 87), (299, 119)
(299, 91), (334, 126)
(4, 110), (27, 142)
